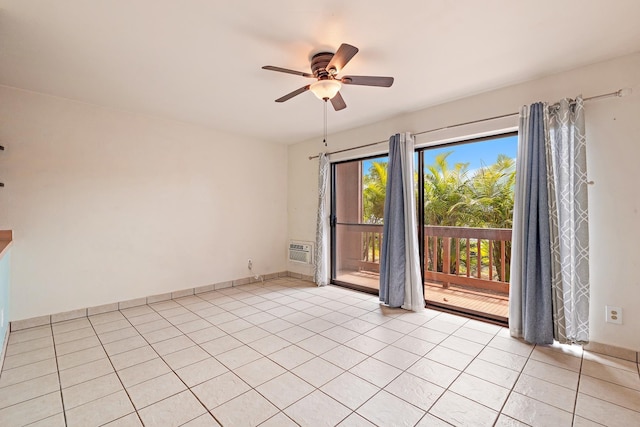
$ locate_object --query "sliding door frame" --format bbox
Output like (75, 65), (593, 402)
(330, 154), (388, 295)
(417, 131), (517, 325)
(329, 131), (516, 326)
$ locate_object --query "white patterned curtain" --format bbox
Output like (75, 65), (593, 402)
(510, 96), (590, 344)
(547, 97), (590, 344)
(314, 153), (330, 286)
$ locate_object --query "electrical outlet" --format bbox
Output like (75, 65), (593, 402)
(247, 259), (252, 270)
(605, 306), (622, 324)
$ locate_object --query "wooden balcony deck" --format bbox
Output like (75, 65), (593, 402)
(335, 271), (509, 321)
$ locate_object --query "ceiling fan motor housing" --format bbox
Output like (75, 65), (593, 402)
(311, 52), (335, 79)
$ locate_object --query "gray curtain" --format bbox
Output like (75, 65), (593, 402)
(380, 135), (406, 307)
(510, 97), (590, 345)
(379, 133), (422, 310)
(548, 97), (590, 344)
(314, 153), (330, 286)
(514, 103), (554, 344)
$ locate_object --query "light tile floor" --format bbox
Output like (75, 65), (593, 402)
(1, 278), (639, 426)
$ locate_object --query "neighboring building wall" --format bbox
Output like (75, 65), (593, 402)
(288, 53), (640, 352)
(0, 86), (288, 322)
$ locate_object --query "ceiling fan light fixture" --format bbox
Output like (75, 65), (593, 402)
(310, 79), (342, 100)
(263, 43), (392, 110)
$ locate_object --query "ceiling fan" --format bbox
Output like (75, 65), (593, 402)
(262, 43), (394, 111)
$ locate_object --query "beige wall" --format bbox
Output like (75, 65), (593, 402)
(288, 53), (640, 351)
(0, 86), (288, 321)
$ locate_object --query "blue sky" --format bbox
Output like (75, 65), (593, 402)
(363, 134), (517, 174)
(423, 134), (517, 170)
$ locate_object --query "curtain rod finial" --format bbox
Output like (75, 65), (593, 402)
(618, 88), (632, 97)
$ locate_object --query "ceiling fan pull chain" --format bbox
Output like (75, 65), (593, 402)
(323, 100), (328, 146)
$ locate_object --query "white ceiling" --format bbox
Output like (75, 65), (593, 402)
(1, 1), (640, 144)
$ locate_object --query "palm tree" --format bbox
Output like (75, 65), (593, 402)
(466, 154), (516, 281)
(423, 152), (472, 273)
(467, 155), (516, 228)
(362, 161), (387, 224)
(362, 161), (388, 262)
(423, 152), (472, 226)
(360, 152), (515, 282)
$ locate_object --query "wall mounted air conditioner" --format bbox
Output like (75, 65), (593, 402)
(288, 241), (313, 264)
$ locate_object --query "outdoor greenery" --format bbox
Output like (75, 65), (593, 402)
(362, 151), (516, 281)
(423, 152), (516, 229)
(362, 161), (387, 224)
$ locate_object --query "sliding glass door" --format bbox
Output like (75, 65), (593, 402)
(330, 133), (517, 323)
(420, 133), (517, 322)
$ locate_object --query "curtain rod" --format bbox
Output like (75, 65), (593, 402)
(308, 88), (627, 160)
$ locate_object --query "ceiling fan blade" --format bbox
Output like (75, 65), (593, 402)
(330, 91), (347, 111)
(275, 85), (310, 103)
(326, 43), (359, 73)
(341, 75), (394, 87)
(262, 65), (314, 78)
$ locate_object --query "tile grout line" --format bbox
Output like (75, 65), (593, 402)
(165, 285), (319, 424)
(0, 330), (66, 424)
(157, 331), (229, 425)
(492, 342), (535, 427)
(0, 357), (57, 388)
(112, 307), (219, 426)
(571, 350), (586, 426)
(399, 320), (583, 425)
(49, 322), (69, 427)
(573, 360), (640, 421)
(81, 310), (201, 421)
(287, 311), (475, 425)
(454, 324), (509, 424)
(411, 319), (501, 426)
(136, 285), (307, 421)
(574, 357), (640, 392)
(176, 280), (340, 424)
(496, 343), (591, 425)
(86, 314), (145, 426)
(173, 282), (375, 424)
(350, 342), (445, 424)
(0, 327), (9, 375)
(237, 283), (375, 425)
(517, 346), (584, 387)
(191, 282), (334, 425)
(299, 296), (477, 425)
(361, 313), (533, 425)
